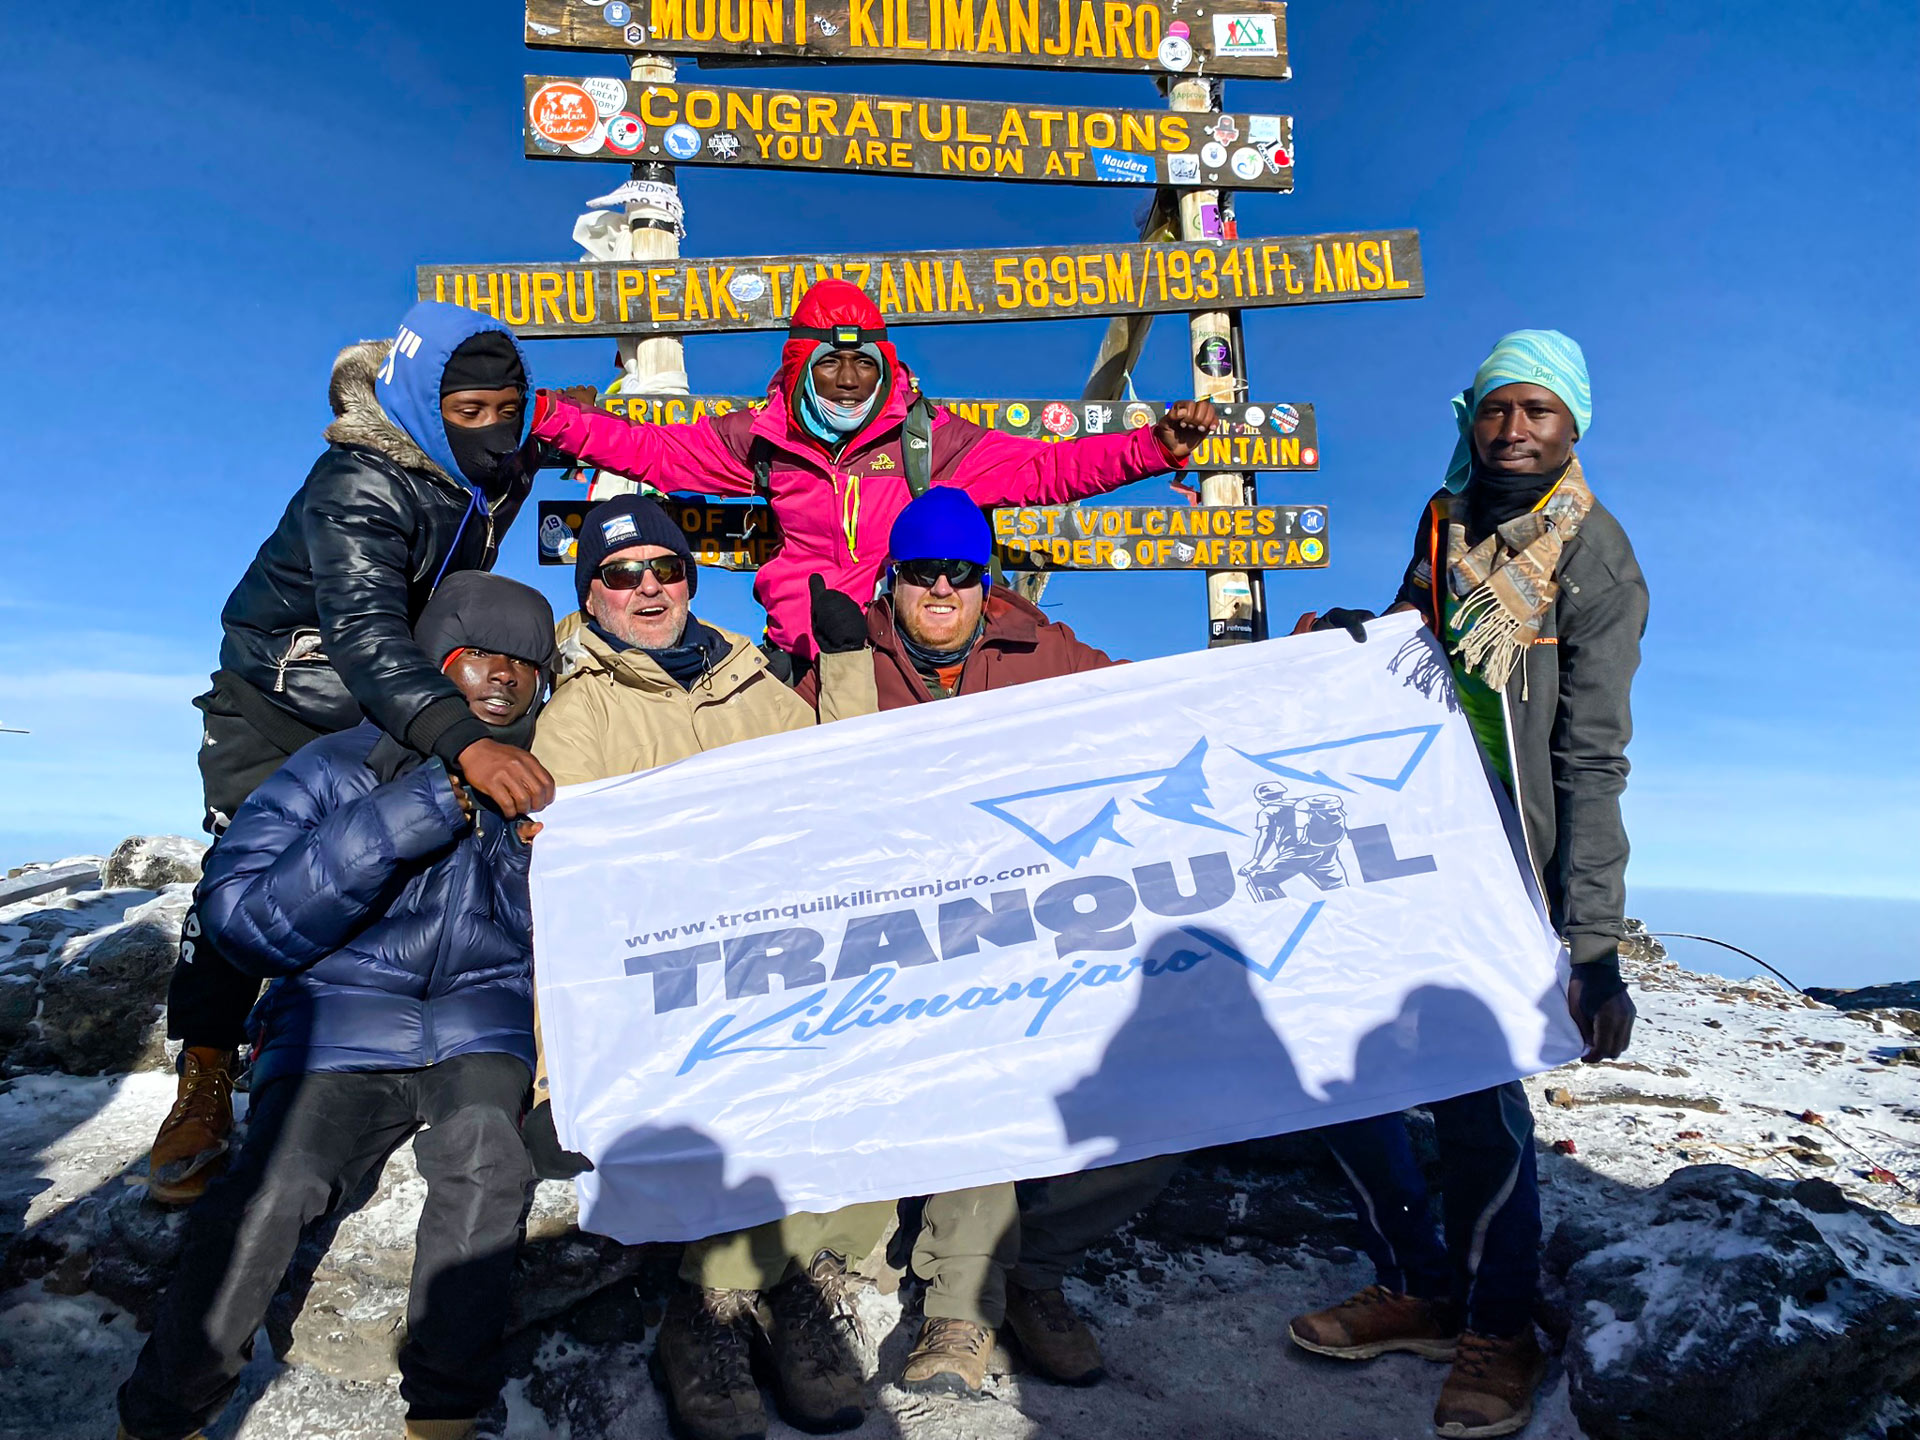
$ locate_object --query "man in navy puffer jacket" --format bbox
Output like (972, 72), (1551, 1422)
(118, 572), (556, 1440)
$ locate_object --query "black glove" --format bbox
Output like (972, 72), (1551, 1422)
(522, 1100), (593, 1180)
(1311, 607), (1377, 643)
(809, 573), (870, 655)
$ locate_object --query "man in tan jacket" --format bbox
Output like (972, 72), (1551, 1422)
(526, 495), (887, 1440)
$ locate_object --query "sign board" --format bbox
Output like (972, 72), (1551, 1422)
(538, 497), (778, 569)
(525, 0), (1290, 79)
(526, 76), (1293, 191)
(419, 230), (1422, 337)
(598, 393), (1320, 471)
(994, 504), (1328, 571)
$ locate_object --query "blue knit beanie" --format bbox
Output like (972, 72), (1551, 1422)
(888, 487), (993, 570)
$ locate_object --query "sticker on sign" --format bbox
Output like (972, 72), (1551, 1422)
(1091, 148), (1155, 184)
(528, 81), (600, 146)
(1213, 12), (1278, 56)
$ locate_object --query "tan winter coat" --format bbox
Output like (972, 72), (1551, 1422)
(528, 612), (876, 1103)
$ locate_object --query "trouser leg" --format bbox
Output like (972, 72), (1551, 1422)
(119, 1071), (412, 1440)
(1319, 1111), (1451, 1303)
(1428, 1082), (1540, 1337)
(681, 1201), (896, 1293)
(914, 1183), (1020, 1327)
(1010, 1155), (1181, 1291)
(164, 699), (292, 1050)
(398, 1053), (536, 1421)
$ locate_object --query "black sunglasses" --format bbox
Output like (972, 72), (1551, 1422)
(896, 558), (987, 589)
(597, 556), (689, 589)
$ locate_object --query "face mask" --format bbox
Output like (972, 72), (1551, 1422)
(799, 367), (879, 442)
(446, 417), (524, 489)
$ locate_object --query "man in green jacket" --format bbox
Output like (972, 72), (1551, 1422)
(1290, 330), (1645, 1439)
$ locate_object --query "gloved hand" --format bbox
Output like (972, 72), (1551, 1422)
(522, 1100), (594, 1180)
(1310, 607), (1377, 643)
(809, 573), (870, 655)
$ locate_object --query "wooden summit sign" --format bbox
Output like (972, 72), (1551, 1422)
(525, 0), (1289, 79)
(418, 230), (1421, 336)
(994, 503), (1328, 572)
(597, 393), (1321, 471)
(526, 76), (1292, 191)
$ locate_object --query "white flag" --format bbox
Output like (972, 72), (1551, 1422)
(532, 613), (1580, 1244)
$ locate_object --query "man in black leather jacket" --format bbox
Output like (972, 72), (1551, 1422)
(149, 300), (557, 1206)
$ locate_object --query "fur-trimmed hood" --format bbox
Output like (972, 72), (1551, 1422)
(322, 339), (458, 487)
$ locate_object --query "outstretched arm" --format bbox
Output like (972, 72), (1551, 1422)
(529, 391), (757, 498)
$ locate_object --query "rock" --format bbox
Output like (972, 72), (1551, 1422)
(18, 887), (190, 1074)
(102, 836), (207, 892)
(1806, 982), (1920, 1013)
(1545, 1163), (1920, 1440)
(1546, 1086), (1577, 1108)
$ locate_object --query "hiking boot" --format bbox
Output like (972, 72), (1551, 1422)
(1433, 1328), (1548, 1438)
(1004, 1282), (1104, 1386)
(763, 1251), (866, 1433)
(899, 1316), (992, 1397)
(404, 1422), (477, 1440)
(652, 1286), (767, 1440)
(147, 1047), (236, 1206)
(1288, 1284), (1461, 1361)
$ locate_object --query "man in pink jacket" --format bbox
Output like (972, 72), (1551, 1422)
(529, 278), (1217, 666)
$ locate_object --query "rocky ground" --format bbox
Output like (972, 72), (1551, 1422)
(1, 841), (1916, 1440)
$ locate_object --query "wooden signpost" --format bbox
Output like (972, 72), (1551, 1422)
(995, 503), (1326, 572)
(419, 229), (1421, 336)
(596, 392), (1320, 470)
(525, 0), (1290, 78)
(525, 76), (1292, 190)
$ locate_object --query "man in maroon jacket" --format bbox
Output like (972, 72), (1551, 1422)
(802, 486), (1178, 1395)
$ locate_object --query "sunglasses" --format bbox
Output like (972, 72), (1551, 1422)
(597, 556), (689, 589)
(896, 558), (987, 589)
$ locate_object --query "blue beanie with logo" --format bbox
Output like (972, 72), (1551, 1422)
(573, 495), (698, 607)
(888, 487), (993, 572)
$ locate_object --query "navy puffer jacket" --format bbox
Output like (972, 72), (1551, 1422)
(198, 721), (535, 1086)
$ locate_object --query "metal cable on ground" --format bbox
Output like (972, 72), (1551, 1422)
(1647, 932), (1804, 994)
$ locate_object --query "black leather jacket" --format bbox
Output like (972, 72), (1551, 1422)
(215, 339), (531, 758)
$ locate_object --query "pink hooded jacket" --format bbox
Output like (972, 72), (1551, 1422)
(530, 289), (1182, 659)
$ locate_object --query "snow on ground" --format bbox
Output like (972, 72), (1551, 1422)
(0, 875), (1914, 1439)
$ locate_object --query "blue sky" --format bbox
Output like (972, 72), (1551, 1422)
(2, 3), (1916, 965)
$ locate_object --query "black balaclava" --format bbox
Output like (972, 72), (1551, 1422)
(1466, 457), (1573, 540)
(441, 332), (528, 493)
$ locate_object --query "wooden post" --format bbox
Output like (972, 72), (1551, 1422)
(592, 51), (688, 501)
(1166, 74), (1260, 646)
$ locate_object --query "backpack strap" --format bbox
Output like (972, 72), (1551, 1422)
(748, 435), (774, 496)
(901, 393), (936, 499)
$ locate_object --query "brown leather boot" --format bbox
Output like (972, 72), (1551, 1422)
(147, 1047), (236, 1206)
(1433, 1328), (1548, 1438)
(763, 1251), (866, 1433)
(651, 1286), (767, 1440)
(1004, 1282), (1104, 1386)
(1287, 1284), (1462, 1361)
(899, 1316), (993, 1397)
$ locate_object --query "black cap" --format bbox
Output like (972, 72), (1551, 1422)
(440, 330), (526, 396)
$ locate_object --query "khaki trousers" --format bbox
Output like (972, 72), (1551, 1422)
(681, 1201), (896, 1292)
(914, 1155), (1180, 1326)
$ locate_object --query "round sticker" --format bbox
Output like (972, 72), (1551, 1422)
(1167, 19), (1189, 36)
(528, 82), (600, 146)
(706, 130), (744, 160)
(538, 514), (572, 558)
(581, 76), (628, 119)
(728, 271), (768, 304)
(567, 120), (610, 155)
(662, 123), (701, 160)
(1301, 537), (1325, 563)
(1157, 34), (1192, 70)
(1272, 402), (1300, 434)
(1242, 405), (1266, 428)
(1300, 509), (1326, 534)
(1302, 446), (1319, 466)
(1005, 403), (1031, 428)
(1041, 401), (1079, 437)
(1200, 140), (1228, 169)
(1229, 145), (1263, 180)
(603, 1), (631, 23)
(603, 112), (645, 154)
(1195, 336), (1233, 377)
(1111, 547), (1133, 570)
(1123, 402), (1154, 430)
